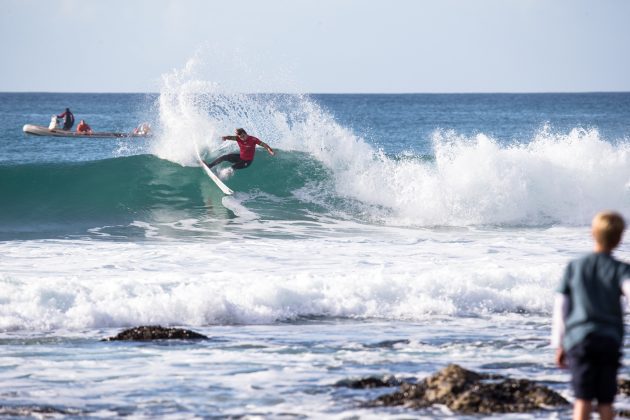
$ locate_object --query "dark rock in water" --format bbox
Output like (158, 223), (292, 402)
(102, 325), (208, 341)
(335, 375), (401, 389)
(364, 339), (410, 348)
(619, 378), (630, 396)
(618, 380), (630, 417)
(0, 405), (81, 416)
(370, 364), (569, 414)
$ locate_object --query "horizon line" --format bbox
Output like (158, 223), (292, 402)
(1, 90), (630, 95)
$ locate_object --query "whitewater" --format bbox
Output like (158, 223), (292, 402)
(1, 64), (630, 417)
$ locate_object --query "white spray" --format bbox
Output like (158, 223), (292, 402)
(154, 58), (630, 227)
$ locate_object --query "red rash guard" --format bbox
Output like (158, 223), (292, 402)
(237, 135), (261, 161)
(77, 122), (91, 132)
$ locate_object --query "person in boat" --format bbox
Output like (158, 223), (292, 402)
(57, 108), (75, 130)
(76, 120), (93, 134)
(204, 128), (275, 171)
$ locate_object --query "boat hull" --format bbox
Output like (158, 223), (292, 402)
(22, 124), (148, 138)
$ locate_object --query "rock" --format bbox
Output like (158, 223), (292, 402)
(619, 378), (630, 396)
(423, 364), (482, 403)
(619, 379), (630, 418)
(618, 409), (630, 418)
(369, 364), (569, 414)
(0, 405), (81, 416)
(377, 382), (431, 409)
(102, 325), (208, 341)
(335, 375), (401, 389)
(364, 339), (410, 348)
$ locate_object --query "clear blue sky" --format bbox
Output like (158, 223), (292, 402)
(2, 0), (629, 93)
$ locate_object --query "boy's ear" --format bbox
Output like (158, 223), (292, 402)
(591, 227), (604, 249)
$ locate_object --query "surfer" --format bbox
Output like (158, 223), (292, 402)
(76, 120), (93, 134)
(57, 108), (75, 130)
(205, 128), (275, 171)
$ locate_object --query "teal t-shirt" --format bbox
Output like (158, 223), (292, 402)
(557, 252), (630, 351)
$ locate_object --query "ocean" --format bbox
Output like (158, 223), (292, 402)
(1, 85), (630, 418)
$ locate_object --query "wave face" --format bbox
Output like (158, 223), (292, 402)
(0, 155), (198, 239)
(0, 152), (331, 239)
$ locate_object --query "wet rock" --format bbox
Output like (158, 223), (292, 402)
(102, 325), (208, 341)
(364, 339), (410, 348)
(619, 381), (630, 418)
(370, 364), (568, 414)
(619, 409), (630, 418)
(0, 405), (81, 416)
(335, 375), (401, 389)
(619, 378), (630, 396)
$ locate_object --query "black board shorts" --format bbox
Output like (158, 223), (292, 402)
(207, 153), (253, 170)
(567, 334), (621, 403)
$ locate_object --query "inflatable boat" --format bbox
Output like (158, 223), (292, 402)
(23, 124), (149, 138)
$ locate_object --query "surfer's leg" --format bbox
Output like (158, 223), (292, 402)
(231, 159), (253, 170)
(206, 153), (240, 169)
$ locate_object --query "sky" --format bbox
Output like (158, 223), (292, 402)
(1, 0), (629, 93)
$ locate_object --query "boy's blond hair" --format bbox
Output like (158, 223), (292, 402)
(592, 211), (626, 250)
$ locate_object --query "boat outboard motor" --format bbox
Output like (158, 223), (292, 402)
(48, 115), (59, 130)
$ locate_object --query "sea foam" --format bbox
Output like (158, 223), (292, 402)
(0, 227), (593, 332)
(336, 127), (630, 227)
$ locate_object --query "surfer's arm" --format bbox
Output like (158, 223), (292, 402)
(258, 140), (275, 156)
(222, 136), (238, 141)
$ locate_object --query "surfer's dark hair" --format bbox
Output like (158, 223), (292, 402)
(236, 128), (247, 135)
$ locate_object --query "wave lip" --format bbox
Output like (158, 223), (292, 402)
(320, 126), (630, 227)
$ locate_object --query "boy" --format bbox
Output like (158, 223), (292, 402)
(552, 211), (630, 420)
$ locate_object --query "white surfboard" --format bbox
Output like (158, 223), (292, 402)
(195, 149), (234, 195)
